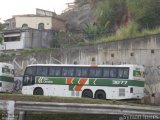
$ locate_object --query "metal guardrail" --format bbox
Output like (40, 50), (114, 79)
(0, 100), (160, 120)
(15, 101), (160, 115)
(0, 100), (15, 120)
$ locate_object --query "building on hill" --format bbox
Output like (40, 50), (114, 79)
(0, 9), (66, 50)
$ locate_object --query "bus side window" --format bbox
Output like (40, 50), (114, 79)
(62, 67), (68, 77)
(36, 66), (48, 76)
(68, 67), (74, 77)
(55, 67), (61, 77)
(95, 68), (102, 77)
(81, 67), (88, 77)
(123, 68), (129, 79)
(103, 68), (109, 78)
(110, 68), (117, 78)
(25, 66), (36, 76)
(11, 69), (15, 75)
(49, 67), (55, 76)
(23, 75), (34, 85)
(118, 68), (124, 78)
(89, 68), (96, 78)
(75, 67), (81, 77)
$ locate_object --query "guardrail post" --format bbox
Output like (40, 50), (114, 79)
(6, 101), (15, 120)
(18, 111), (25, 120)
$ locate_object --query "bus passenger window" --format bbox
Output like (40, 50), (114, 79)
(110, 68), (117, 78)
(95, 68), (102, 77)
(103, 68), (109, 78)
(118, 68), (124, 78)
(81, 68), (88, 77)
(36, 66), (48, 76)
(75, 68), (81, 77)
(62, 68), (68, 77)
(68, 67), (74, 77)
(123, 69), (129, 79)
(55, 67), (61, 77)
(89, 68), (96, 77)
(49, 67), (55, 76)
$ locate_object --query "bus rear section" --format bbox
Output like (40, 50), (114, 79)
(127, 65), (145, 99)
(0, 63), (14, 93)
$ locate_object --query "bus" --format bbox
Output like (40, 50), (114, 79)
(22, 64), (145, 100)
(0, 62), (14, 92)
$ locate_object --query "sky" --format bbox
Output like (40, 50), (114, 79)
(0, 0), (74, 22)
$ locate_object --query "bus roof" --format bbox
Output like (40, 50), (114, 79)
(26, 64), (143, 68)
(0, 62), (13, 66)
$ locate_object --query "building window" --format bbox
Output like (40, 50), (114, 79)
(4, 33), (21, 42)
(151, 49), (154, 54)
(130, 52), (134, 56)
(4, 23), (9, 30)
(22, 24), (28, 28)
(38, 23), (44, 30)
(92, 57), (95, 62)
(111, 53), (114, 57)
(4, 36), (20, 42)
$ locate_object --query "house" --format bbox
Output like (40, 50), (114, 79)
(0, 9), (66, 50)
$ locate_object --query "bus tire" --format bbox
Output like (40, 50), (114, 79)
(94, 90), (106, 100)
(82, 89), (93, 98)
(33, 87), (44, 95)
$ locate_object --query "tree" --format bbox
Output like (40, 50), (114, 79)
(96, 0), (128, 32)
(126, 0), (160, 29)
(74, 0), (100, 8)
(0, 22), (4, 44)
(83, 23), (98, 39)
(75, 0), (160, 38)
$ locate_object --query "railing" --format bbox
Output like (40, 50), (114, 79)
(0, 100), (160, 120)
(0, 100), (15, 120)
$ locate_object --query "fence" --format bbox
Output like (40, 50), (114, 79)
(0, 100), (160, 120)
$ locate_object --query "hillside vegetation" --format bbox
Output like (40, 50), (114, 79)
(67, 0), (160, 44)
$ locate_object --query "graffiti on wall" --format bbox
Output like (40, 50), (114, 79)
(13, 77), (22, 93)
(10, 55), (62, 76)
(145, 65), (160, 76)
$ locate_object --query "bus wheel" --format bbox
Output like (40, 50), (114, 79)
(95, 90), (106, 100)
(33, 87), (44, 95)
(82, 90), (93, 98)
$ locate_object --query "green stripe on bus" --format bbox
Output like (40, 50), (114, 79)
(48, 77), (66, 84)
(69, 85), (75, 91)
(128, 80), (144, 87)
(0, 76), (14, 83)
(35, 77), (144, 87)
(35, 77), (66, 84)
(89, 79), (144, 87)
(72, 78), (80, 84)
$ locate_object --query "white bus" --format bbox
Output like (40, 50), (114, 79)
(0, 62), (14, 92)
(22, 64), (145, 100)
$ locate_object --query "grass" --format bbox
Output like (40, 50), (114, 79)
(0, 93), (158, 107)
(24, 113), (119, 120)
(21, 48), (54, 55)
(0, 93), (123, 104)
(95, 25), (160, 43)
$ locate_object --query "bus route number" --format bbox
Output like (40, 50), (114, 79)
(112, 80), (128, 85)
